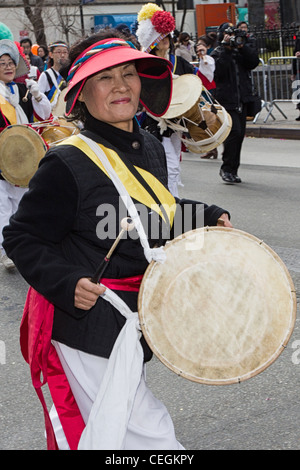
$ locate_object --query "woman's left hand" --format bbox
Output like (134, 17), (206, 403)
(217, 213), (233, 228)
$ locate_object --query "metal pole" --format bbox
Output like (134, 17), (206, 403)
(279, 0), (285, 26)
(79, 0), (85, 37)
(172, 0), (175, 18)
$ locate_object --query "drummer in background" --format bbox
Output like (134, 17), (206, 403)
(3, 28), (231, 450)
(136, 3), (199, 198)
(38, 41), (69, 111)
(0, 39), (51, 270)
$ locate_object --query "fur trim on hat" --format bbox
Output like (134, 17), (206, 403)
(136, 3), (176, 53)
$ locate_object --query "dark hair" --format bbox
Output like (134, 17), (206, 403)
(38, 45), (49, 56)
(20, 37), (32, 46)
(178, 32), (190, 44)
(237, 21), (248, 28)
(197, 35), (210, 47)
(67, 28), (129, 123)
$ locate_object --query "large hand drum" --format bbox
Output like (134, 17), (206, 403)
(138, 227), (296, 385)
(160, 74), (232, 154)
(0, 124), (47, 187)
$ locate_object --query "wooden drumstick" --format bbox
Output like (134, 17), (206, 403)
(90, 217), (135, 284)
(22, 89), (30, 102)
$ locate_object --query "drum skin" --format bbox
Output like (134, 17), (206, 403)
(0, 124), (47, 187)
(138, 227), (297, 385)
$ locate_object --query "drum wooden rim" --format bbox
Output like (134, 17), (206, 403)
(138, 227), (297, 385)
(0, 124), (47, 187)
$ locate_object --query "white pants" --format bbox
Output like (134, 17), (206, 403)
(51, 341), (184, 450)
(162, 133), (183, 198)
(0, 180), (27, 251)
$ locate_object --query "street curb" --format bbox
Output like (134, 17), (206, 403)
(246, 126), (300, 140)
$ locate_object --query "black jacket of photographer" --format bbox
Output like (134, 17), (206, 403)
(211, 37), (260, 112)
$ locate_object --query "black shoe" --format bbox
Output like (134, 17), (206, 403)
(232, 174), (242, 183)
(219, 169), (235, 183)
(296, 116), (300, 121)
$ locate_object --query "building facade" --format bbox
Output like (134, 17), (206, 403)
(0, 0), (242, 45)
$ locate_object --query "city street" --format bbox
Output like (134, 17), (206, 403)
(0, 135), (299, 450)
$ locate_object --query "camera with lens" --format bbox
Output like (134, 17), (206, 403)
(223, 26), (247, 48)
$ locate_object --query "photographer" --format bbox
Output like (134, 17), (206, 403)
(211, 23), (259, 183)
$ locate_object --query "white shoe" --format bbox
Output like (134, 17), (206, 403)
(1, 254), (15, 270)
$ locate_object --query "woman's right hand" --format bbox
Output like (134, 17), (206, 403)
(74, 277), (106, 310)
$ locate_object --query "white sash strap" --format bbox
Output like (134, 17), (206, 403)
(77, 134), (166, 264)
(76, 133), (166, 449)
(78, 288), (143, 450)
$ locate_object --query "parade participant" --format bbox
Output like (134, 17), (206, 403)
(3, 29), (231, 450)
(38, 41), (69, 110)
(0, 39), (51, 270)
(211, 23), (259, 183)
(136, 3), (198, 197)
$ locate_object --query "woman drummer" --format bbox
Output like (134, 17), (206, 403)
(0, 39), (51, 270)
(3, 29), (231, 450)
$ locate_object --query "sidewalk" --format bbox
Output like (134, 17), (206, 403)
(246, 101), (300, 139)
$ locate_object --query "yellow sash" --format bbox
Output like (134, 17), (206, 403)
(57, 135), (176, 226)
(0, 95), (17, 125)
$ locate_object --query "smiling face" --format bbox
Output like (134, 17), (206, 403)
(0, 54), (16, 84)
(78, 62), (141, 132)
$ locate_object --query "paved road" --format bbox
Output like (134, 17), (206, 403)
(0, 136), (299, 450)
(149, 136), (300, 450)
